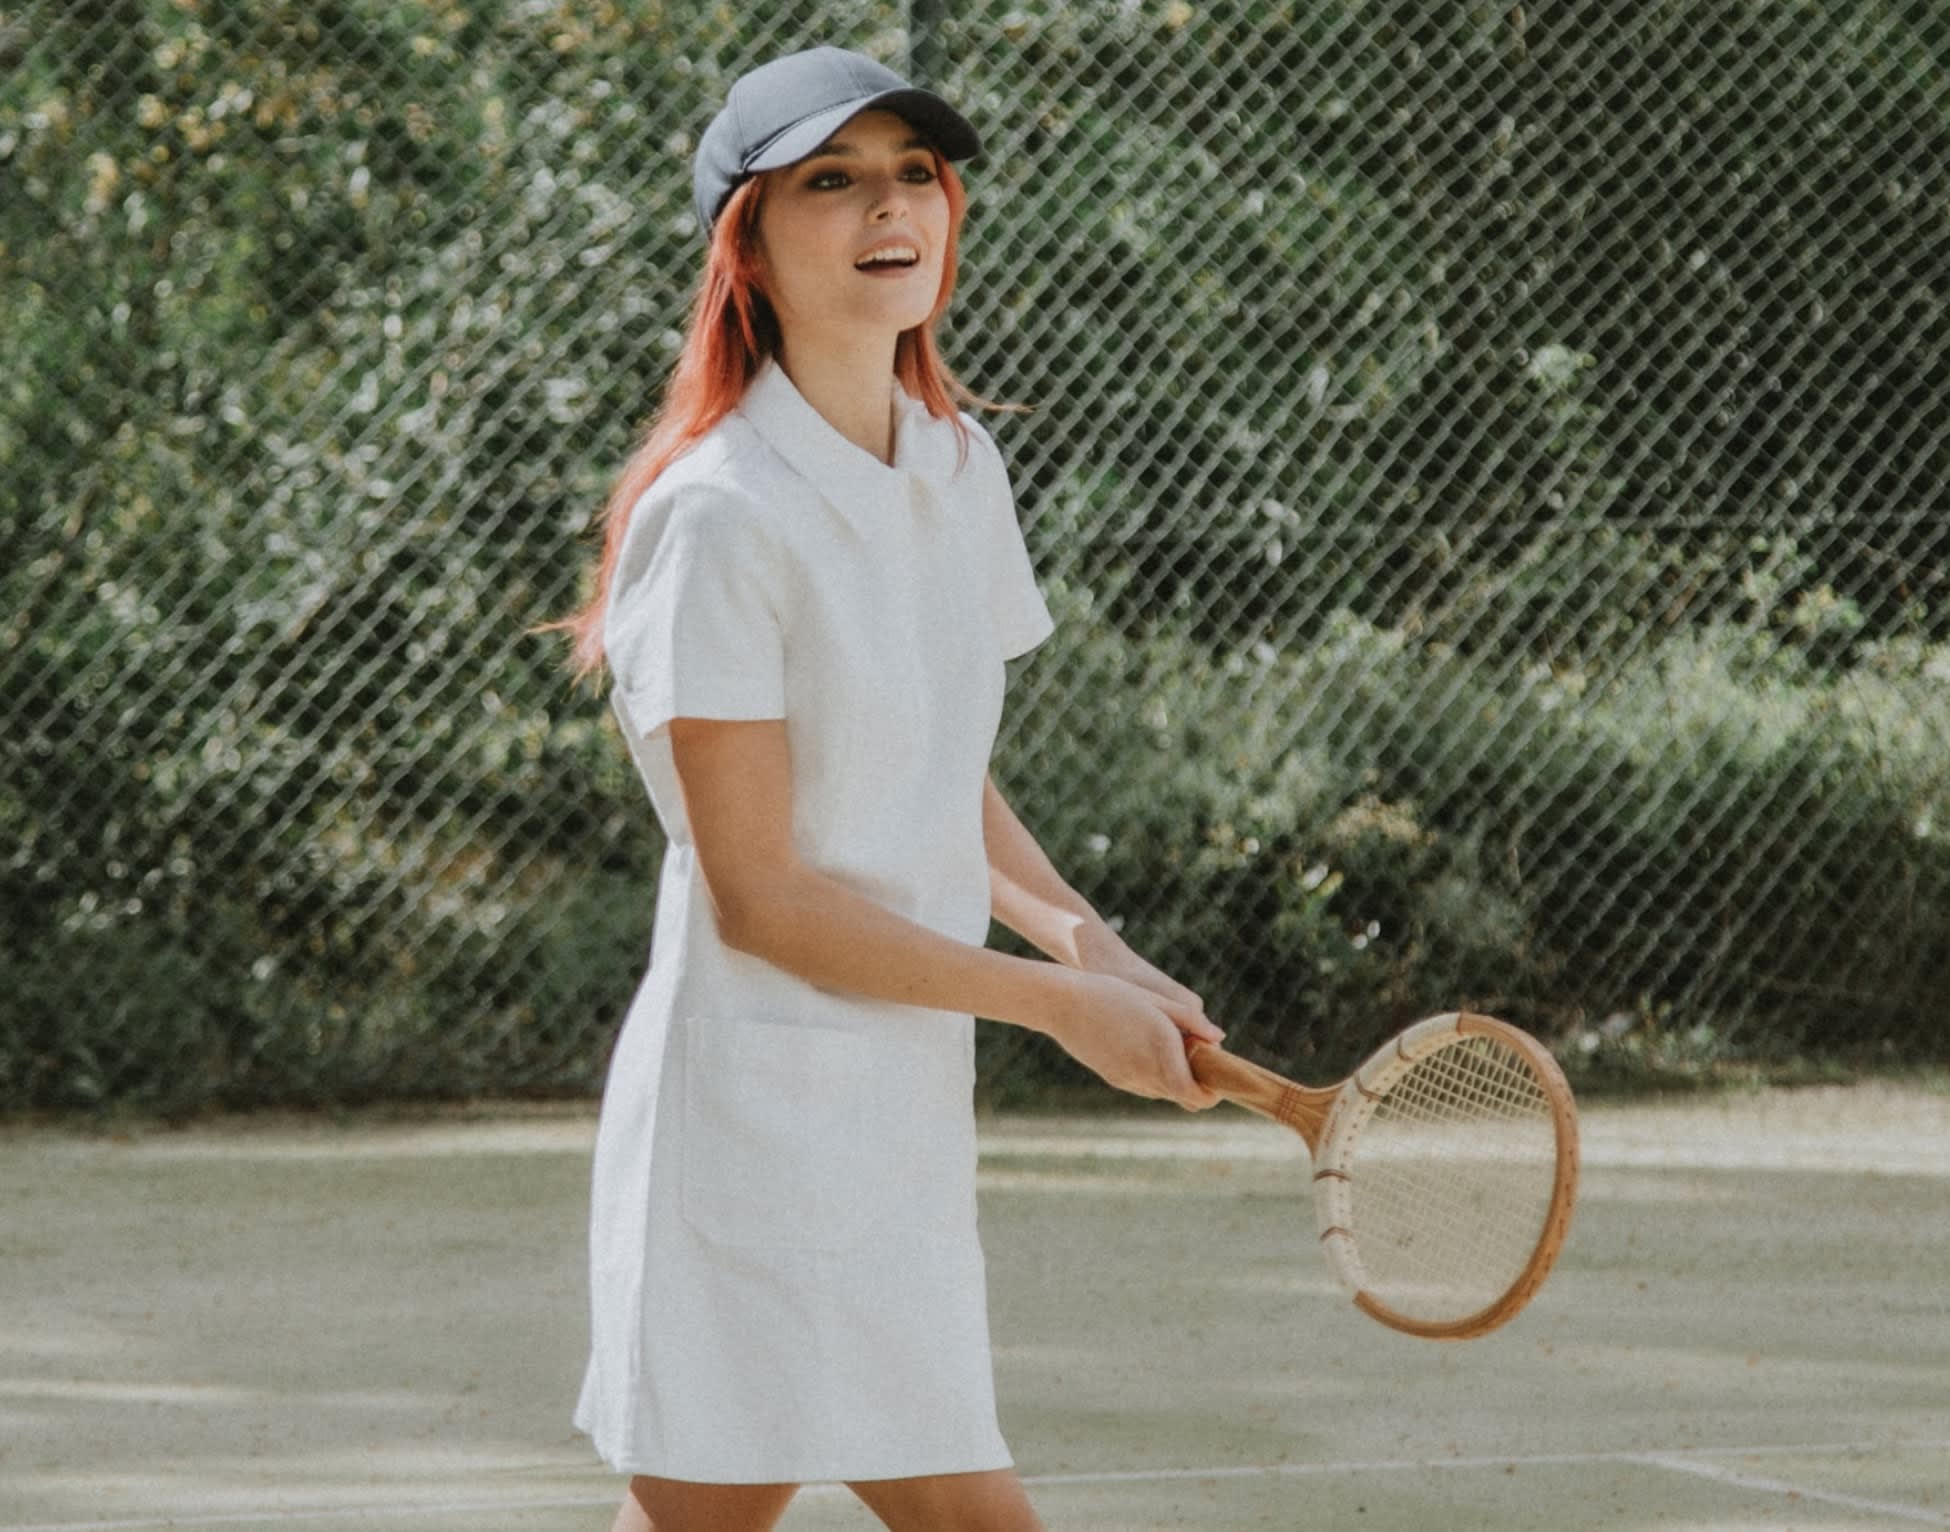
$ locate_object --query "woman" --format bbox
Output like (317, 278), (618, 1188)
(550, 45), (1224, 1532)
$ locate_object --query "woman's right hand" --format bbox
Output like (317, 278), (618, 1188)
(1039, 970), (1224, 1111)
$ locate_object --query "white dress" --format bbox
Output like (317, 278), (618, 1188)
(572, 357), (1057, 1483)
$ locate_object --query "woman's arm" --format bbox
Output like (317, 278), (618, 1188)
(980, 772), (1108, 970)
(982, 773), (1215, 1026)
(669, 718), (1219, 1107)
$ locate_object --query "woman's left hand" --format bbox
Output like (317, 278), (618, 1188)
(1072, 923), (1222, 1044)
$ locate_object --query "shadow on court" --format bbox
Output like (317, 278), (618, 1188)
(3, 1085), (1946, 1530)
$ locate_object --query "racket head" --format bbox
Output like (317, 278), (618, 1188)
(1312, 1012), (1579, 1340)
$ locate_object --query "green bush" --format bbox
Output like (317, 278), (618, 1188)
(5, 0), (1948, 1111)
(982, 587), (1950, 1094)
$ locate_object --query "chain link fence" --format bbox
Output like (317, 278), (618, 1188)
(5, 0), (1948, 1113)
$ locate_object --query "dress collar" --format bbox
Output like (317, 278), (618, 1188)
(736, 356), (962, 536)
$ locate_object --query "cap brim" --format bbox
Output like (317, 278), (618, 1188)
(743, 87), (981, 173)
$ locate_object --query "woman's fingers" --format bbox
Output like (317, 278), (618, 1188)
(1051, 971), (1224, 1110)
(1138, 996), (1222, 1108)
(1155, 974), (1203, 1010)
(1157, 1031), (1221, 1110)
(1161, 995), (1225, 1045)
(1096, 941), (1209, 1021)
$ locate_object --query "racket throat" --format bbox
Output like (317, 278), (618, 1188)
(1272, 1083), (1333, 1147)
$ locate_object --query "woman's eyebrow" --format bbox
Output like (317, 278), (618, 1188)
(806, 135), (932, 158)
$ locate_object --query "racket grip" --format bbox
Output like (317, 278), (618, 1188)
(1185, 1041), (1332, 1150)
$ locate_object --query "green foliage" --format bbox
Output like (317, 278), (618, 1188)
(953, 0), (1950, 653)
(984, 594), (1948, 1093)
(4, 0), (1948, 1110)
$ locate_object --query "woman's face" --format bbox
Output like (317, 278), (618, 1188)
(754, 109), (951, 350)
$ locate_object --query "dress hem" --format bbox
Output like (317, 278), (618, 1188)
(575, 1422), (1015, 1485)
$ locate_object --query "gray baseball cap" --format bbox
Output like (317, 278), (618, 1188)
(691, 45), (981, 236)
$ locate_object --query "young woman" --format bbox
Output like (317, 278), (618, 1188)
(549, 45), (1224, 1532)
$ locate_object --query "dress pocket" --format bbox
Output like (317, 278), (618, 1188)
(679, 1016), (879, 1253)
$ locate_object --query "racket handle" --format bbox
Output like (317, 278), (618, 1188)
(1185, 1040), (1334, 1152)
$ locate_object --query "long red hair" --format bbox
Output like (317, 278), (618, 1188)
(540, 152), (1013, 683)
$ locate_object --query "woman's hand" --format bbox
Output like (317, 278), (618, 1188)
(1072, 922), (1213, 1020)
(1039, 968), (1223, 1111)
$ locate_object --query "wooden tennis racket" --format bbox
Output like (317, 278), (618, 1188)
(1187, 1011), (1579, 1340)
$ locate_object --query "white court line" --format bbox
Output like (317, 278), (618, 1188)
(1631, 1451), (1950, 1527)
(2, 1500), (619, 1532)
(12, 1438), (1949, 1531)
(1027, 1437), (1950, 1488)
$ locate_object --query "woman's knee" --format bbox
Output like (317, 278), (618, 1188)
(846, 1468), (1045, 1532)
(617, 1475), (798, 1532)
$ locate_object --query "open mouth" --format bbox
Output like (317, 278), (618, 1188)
(854, 244), (921, 272)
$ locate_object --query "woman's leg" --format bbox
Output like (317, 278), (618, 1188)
(846, 1468), (1046, 1532)
(608, 1476), (798, 1532)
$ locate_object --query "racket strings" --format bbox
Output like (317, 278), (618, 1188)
(1344, 1037), (1558, 1321)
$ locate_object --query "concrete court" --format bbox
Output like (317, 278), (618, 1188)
(2, 1082), (1947, 1531)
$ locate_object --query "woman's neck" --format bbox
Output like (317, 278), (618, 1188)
(775, 332), (902, 466)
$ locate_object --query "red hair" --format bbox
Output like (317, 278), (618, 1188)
(540, 152), (1014, 683)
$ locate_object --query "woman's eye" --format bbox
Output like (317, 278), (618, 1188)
(805, 164), (934, 190)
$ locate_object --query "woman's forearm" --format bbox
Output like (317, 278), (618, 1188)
(980, 774), (1120, 969)
(720, 860), (1079, 1034)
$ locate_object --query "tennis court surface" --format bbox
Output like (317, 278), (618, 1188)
(4, 1083), (1946, 1530)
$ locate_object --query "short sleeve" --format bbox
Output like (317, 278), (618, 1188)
(967, 420), (1056, 661)
(603, 483), (787, 737)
